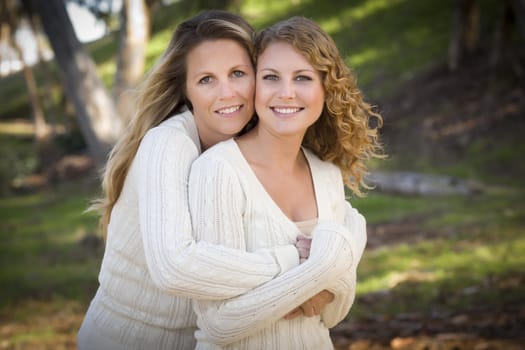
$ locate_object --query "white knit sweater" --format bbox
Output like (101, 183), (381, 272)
(78, 111), (300, 350)
(189, 139), (367, 350)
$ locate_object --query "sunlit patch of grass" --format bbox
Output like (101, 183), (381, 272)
(241, 0), (298, 26)
(319, 0), (405, 34)
(348, 192), (449, 224)
(354, 230), (525, 316)
(351, 189), (525, 318)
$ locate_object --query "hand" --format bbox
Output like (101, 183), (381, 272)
(300, 290), (334, 317)
(295, 235), (312, 264)
(283, 290), (335, 320)
(283, 307), (303, 320)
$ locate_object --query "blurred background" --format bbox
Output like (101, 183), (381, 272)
(0, 0), (523, 349)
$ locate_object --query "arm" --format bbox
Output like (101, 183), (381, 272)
(283, 203), (366, 325)
(136, 128), (298, 299)
(193, 223), (354, 346)
(189, 155), (355, 346)
(320, 201), (367, 327)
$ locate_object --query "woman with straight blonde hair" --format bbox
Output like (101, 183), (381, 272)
(188, 16), (384, 349)
(77, 10), (308, 350)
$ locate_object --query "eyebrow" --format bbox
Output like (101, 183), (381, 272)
(189, 64), (251, 81)
(258, 68), (316, 74)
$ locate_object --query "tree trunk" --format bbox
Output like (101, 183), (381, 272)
(509, 0), (525, 39)
(26, 11), (61, 137)
(3, 0), (57, 164)
(491, 0), (525, 70)
(28, 0), (122, 166)
(114, 0), (150, 124)
(448, 0), (479, 71)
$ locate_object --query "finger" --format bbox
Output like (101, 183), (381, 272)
(283, 307), (303, 320)
(295, 238), (312, 248)
(297, 247), (309, 259)
(300, 304), (314, 317)
(312, 304), (319, 315)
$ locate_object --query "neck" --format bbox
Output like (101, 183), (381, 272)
(240, 126), (306, 172)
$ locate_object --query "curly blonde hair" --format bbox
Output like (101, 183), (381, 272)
(91, 10), (256, 235)
(255, 16), (384, 196)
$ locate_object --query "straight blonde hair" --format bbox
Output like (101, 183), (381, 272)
(91, 10), (256, 235)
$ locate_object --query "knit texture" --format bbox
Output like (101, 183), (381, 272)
(188, 139), (367, 349)
(78, 111), (299, 350)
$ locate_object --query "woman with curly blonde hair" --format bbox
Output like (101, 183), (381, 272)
(78, 10), (314, 350)
(188, 16), (384, 349)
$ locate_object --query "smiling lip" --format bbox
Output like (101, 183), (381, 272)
(271, 106), (303, 115)
(215, 104), (242, 116)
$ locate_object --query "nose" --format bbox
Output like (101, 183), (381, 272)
(219, 80), (235, 99)
(278, 80), (295, 99)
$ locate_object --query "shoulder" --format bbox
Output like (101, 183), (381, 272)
(194, 139), (239, 166)
(157, 109), (198, 137)
(303, 147), (342, 181)
(191, 139), (242, 178)
(141, 110), (200, 155)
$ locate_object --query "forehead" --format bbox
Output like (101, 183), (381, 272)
(257, 41), (313, 71)
(187, 39), (251, 70)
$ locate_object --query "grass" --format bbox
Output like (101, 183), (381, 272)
(0, 180), (101, 310)
(0, 180), (523, 347)
(349, 189), (525, 318)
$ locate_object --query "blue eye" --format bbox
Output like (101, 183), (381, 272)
(262, 74), (279, 81)
(232, 70), (245, 78)
(295, 75), (312, 81)
(198, 76), (212, 84)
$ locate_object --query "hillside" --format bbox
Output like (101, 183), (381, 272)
(378, 46), (524, 185)
(331, 45), (525, 349)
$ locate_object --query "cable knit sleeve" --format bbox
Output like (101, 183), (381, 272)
(136, 127), (298, 299)
(321, 201), (367, 328)
(189, 153), (356, 346)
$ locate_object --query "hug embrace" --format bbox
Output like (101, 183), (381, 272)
(78, 9), (383, 350)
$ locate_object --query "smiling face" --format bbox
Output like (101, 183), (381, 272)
(255, 41), (325, 139)
(185, 39), (255, 150)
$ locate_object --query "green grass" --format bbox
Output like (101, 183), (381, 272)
(349, 191), (448, 224)
(0, 180), (101, 309)
(1, 179), (522, 325)
(348, 189), (525, 318)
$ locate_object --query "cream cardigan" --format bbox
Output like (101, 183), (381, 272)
(78, 111), (300, 350)
(189, 139), (367, 350)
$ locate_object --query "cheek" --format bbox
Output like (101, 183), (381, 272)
(255, 82), (271, 104)
(312, 89), (325, 112)
(186, 86), (201, 106)
(238, 78), (255, 99)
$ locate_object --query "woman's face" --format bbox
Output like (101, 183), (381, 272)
(186, 39), (255, 150)
(255, 41), (325, 139)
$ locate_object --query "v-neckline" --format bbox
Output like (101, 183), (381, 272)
(230, 139), (323, 227)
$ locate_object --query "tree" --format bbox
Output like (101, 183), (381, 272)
(113, 0), (150, 123)
(448, 0), (479, 71)
(25, 0), (122, 166)
(2, 0), (57, 164)
(449, 0), (525, 70)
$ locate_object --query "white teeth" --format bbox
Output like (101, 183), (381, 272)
(273, 107), (301, 114)
(217, 105), (241, 114)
